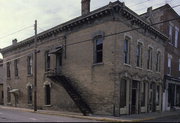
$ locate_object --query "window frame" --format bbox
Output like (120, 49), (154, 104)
(27, 86), (33, 104)
(136, 42), (143, 68)
(7, 62), (11, 78)
(27, 55), (33, 75)
(14, 59), (19, 77)
(93, 35), (103, 64)
(45, 50), (51, 72)
(124, 37), (131, 64)
(147, 47), (153, 70)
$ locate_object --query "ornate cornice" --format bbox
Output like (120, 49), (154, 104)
(1, 1), (168, 54)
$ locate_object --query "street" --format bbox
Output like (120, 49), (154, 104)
(144, 115), (180, 122)
(0, 108), (98, 122)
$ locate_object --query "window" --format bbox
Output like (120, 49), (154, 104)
(147, 47), (153, 70)
(124, 37), (130, 64)
(7, 62), (11, 78)
(120, 79), (127, 108)
(7, 87), (11, 103)
(169, 23), (173, 43)
(156, 51), (161, 72)
(45, 85), (51, 105)
(156, 85), (160, 106)
(141, 82), (146, 107)
(45, 51), (51, 71)
(27, 55), (33, 75)
(27, 86), (33, 104)
(179, 59), (180, 71)
(175, 27), (179, 48)
(136, 42), (143, 67)
(94, 36), (103, 63)
(14, 59), (18, 77)
(167, 54), (172, 75)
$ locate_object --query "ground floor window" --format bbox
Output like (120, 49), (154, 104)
(27, 86), (33, 104)
(120, 79), (127, 108)
(7, 88), (11, 103)
(45, 85), (51, 105)
(176, 85), (180, 106)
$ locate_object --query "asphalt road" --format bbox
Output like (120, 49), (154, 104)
(0, 108), (98, 122)
(144, 115), (180, 122)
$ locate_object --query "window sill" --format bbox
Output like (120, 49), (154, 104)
(27, 74), (33, 77)
(44, 105), (52, 107)
(147, 69), (153, 72)
(135, 67), (143, 70)
(15, 76), (19, 79)
(92, 62), (104, 67)
(124, 63), (131, 67)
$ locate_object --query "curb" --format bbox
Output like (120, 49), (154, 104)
(0, 106), (179, 122)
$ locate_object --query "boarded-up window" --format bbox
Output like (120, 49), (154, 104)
(120, 79), (127, 108)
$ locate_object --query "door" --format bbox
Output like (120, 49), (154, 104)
(149, 83), (156, 112)
(131, 81), (139, 114)
(56, 53), (62, 74)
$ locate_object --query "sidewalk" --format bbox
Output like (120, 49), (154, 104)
(0, 105), (180, 122)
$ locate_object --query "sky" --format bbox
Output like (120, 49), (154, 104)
(0, 0), (180, 58)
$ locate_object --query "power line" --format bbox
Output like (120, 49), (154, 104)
(0, 16), (180, 66)
(0, 25), (33, 40)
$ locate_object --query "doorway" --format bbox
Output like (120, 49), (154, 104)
(131, 80), (139, 114)
(149, 83), (156, 112)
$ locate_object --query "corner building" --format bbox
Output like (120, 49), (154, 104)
(0, 1), (167, 116)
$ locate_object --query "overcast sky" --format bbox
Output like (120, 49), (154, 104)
(0, 0), (180, 58)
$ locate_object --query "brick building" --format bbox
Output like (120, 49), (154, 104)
(141, 4), (180, 111)
(0, 59), (4, 105)
(0, 1), (167, 116)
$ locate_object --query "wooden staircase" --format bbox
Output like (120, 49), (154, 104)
(46, 72), (92, 116)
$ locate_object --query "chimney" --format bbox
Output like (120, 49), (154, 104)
(12, 39), (17, 45)
(81, 0), (91, 16)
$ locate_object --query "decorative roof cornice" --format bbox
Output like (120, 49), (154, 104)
(0, 1), (168, 54)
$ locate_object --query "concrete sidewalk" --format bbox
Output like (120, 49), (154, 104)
(0, 105), (180, 122)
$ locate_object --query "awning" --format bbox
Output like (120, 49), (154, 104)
(49, 46), (63, 54)
(9, 89), (19, 93)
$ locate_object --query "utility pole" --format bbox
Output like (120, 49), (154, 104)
(34, 20), (37, 112)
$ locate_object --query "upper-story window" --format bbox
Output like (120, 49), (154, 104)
(156, 51), (161, 72)
(7, 62), (11, 78)
(179, 59), (180, 71)
(124, 37), (130, 64)
(136, 42), (143, 67)
(167, 54), (172, 75)
(175, 26), (179, 48)
(45, 51), (51, 71)
(14, 59), (18, 77)
(27, 55), (33, 75)
(169, 23), (173, 43)
(94, 36), (103, 64)
(147, 47), (153, 70)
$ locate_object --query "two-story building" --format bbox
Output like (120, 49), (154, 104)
(141, 4), (180, 111)
(0, 0), (168, 116)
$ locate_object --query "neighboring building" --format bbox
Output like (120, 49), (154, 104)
(141, 4), (180, 111)
(0, 1), (167, 116)
(0, 59), (4, 105)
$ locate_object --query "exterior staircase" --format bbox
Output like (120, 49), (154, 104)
(46, 71), (92, 116)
